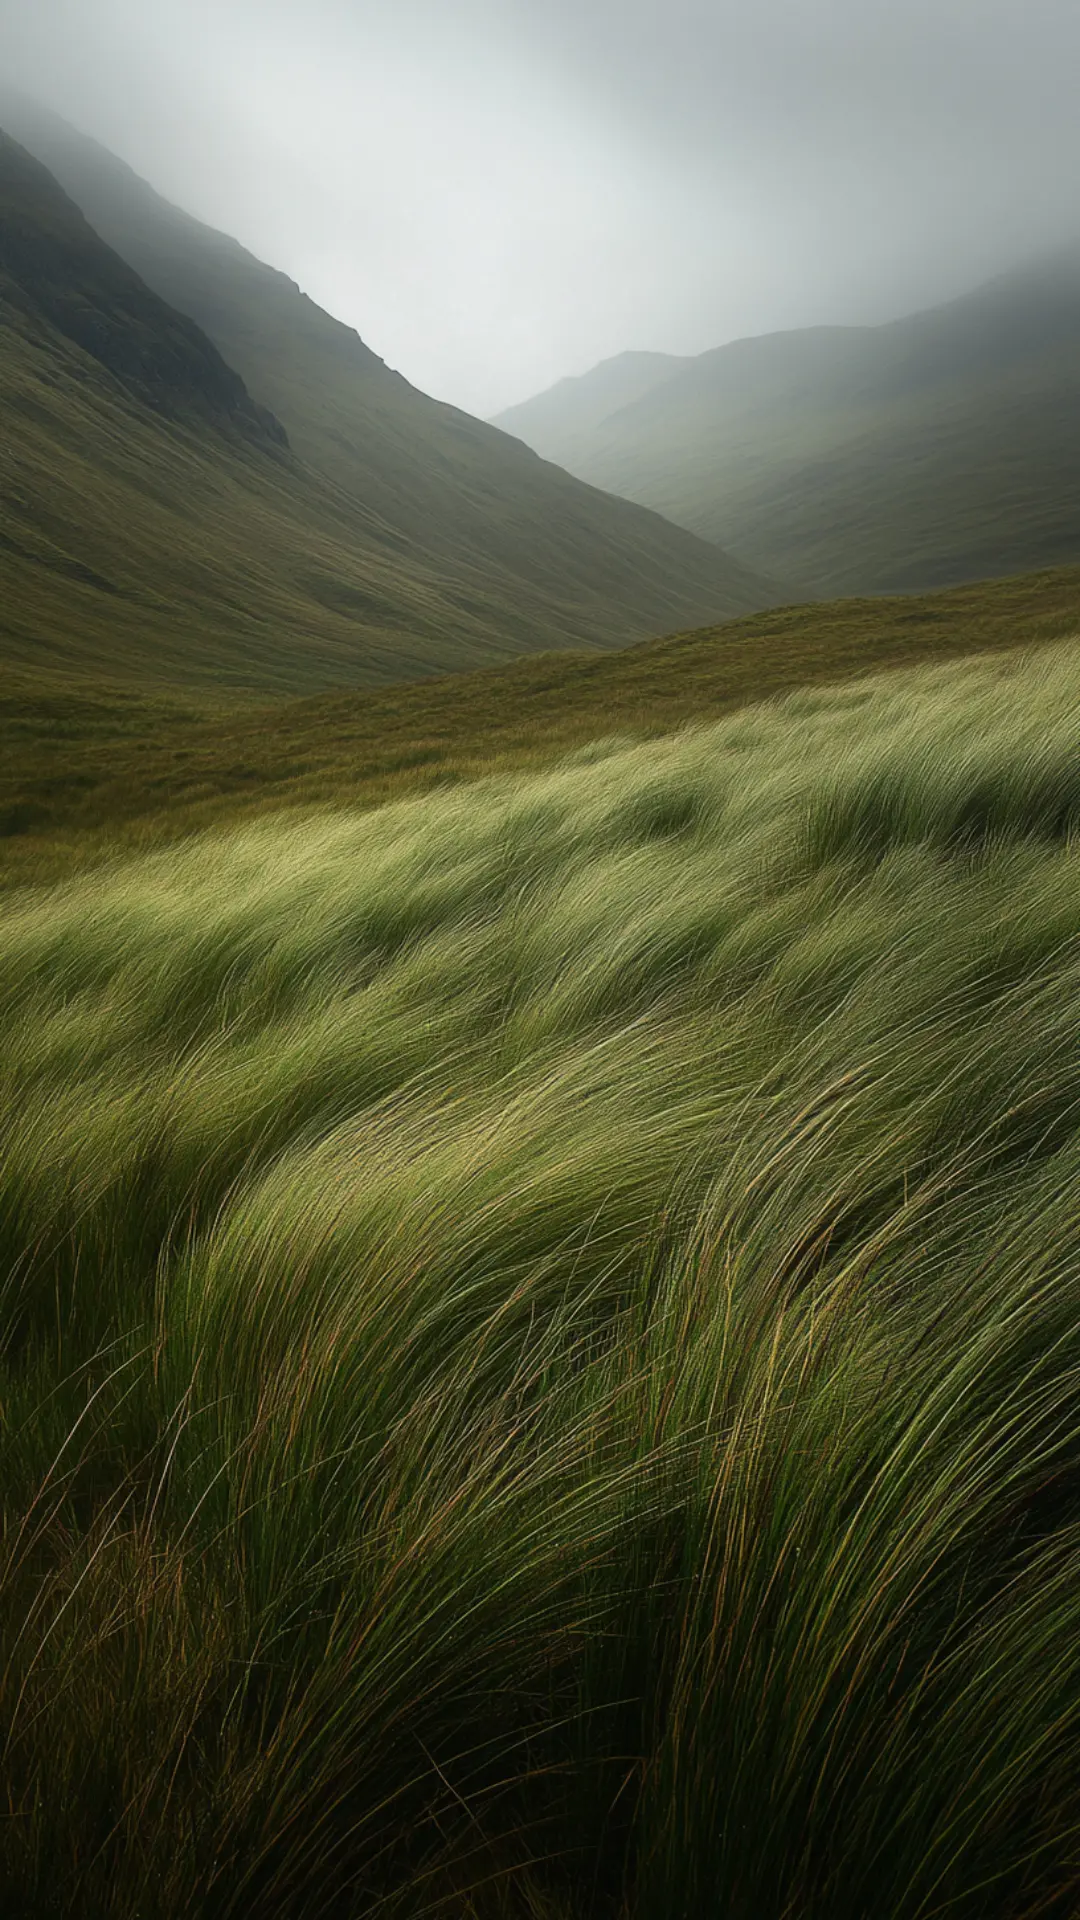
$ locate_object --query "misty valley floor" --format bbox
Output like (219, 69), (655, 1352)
(6, 638), (1080, 1914)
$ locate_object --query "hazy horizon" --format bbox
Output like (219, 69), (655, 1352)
(3, 0), (1079, 417)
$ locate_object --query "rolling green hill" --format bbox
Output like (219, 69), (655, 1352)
(3, 563), (1077, 887)
(0, 95), (776, 690)
(11, 71), (1080, 1920)
(495, 256), (1080, 596)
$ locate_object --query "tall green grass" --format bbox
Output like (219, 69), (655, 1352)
(5, 642), (1080, 1914)
(5, 563), (1079, 892)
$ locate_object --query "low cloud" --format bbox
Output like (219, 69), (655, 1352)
(3, 0), (1078, 413)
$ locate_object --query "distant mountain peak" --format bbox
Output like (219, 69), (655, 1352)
(494, 253), (1080, 597)
(494, 348), (689, 448)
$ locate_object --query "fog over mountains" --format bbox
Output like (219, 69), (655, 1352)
(4, 0), (1079, 669)
(496, 253), (1080, 595)
(0, 98), (774, 694)
(4, 0), (1080, 414)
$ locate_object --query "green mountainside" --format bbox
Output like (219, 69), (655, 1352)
(495, 258), (1080, 595)
(0, 94), (776, 689)
(0, 150), (564, 694)
(10, 77), (1080, 1920)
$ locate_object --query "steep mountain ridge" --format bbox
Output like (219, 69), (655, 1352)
(0, 132), (555, 690)
(495, 254), (1080, 594)
(0, 89), (778, 652)
(0, 130), (285, 445)
(0, 128), (783, 693)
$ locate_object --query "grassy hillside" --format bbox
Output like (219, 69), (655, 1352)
(0, 133), (498, 693)
(3, 564), (1077, 887)
(495, 255), (1080, 595)
(7, 640), (1080, 1913)
(0, 271), (551, 693)
(0, 93), (777, 668)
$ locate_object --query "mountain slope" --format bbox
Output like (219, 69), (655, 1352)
(493, 259), (1080, 595)
(5, 130), (659, 692)
(0, 130), (285, 445)
(1, 93), (777, 674)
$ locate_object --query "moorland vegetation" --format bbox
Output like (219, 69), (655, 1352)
(6, 638), (1080, 1914)
(4, 563), (1079, 888)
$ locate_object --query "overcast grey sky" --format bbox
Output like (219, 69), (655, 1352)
(3, 0), (1079, 415)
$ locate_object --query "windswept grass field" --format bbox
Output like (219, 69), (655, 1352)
(6, 635), (1080, 1913)
(4, 563), (1079, 888)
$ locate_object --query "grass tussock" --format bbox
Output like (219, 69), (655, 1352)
(6, 643), (1080, 1913)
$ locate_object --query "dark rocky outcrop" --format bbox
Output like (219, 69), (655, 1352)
(0, 129), (287, 449)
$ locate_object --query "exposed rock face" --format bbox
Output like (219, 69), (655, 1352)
(0, 129), (288, 449)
